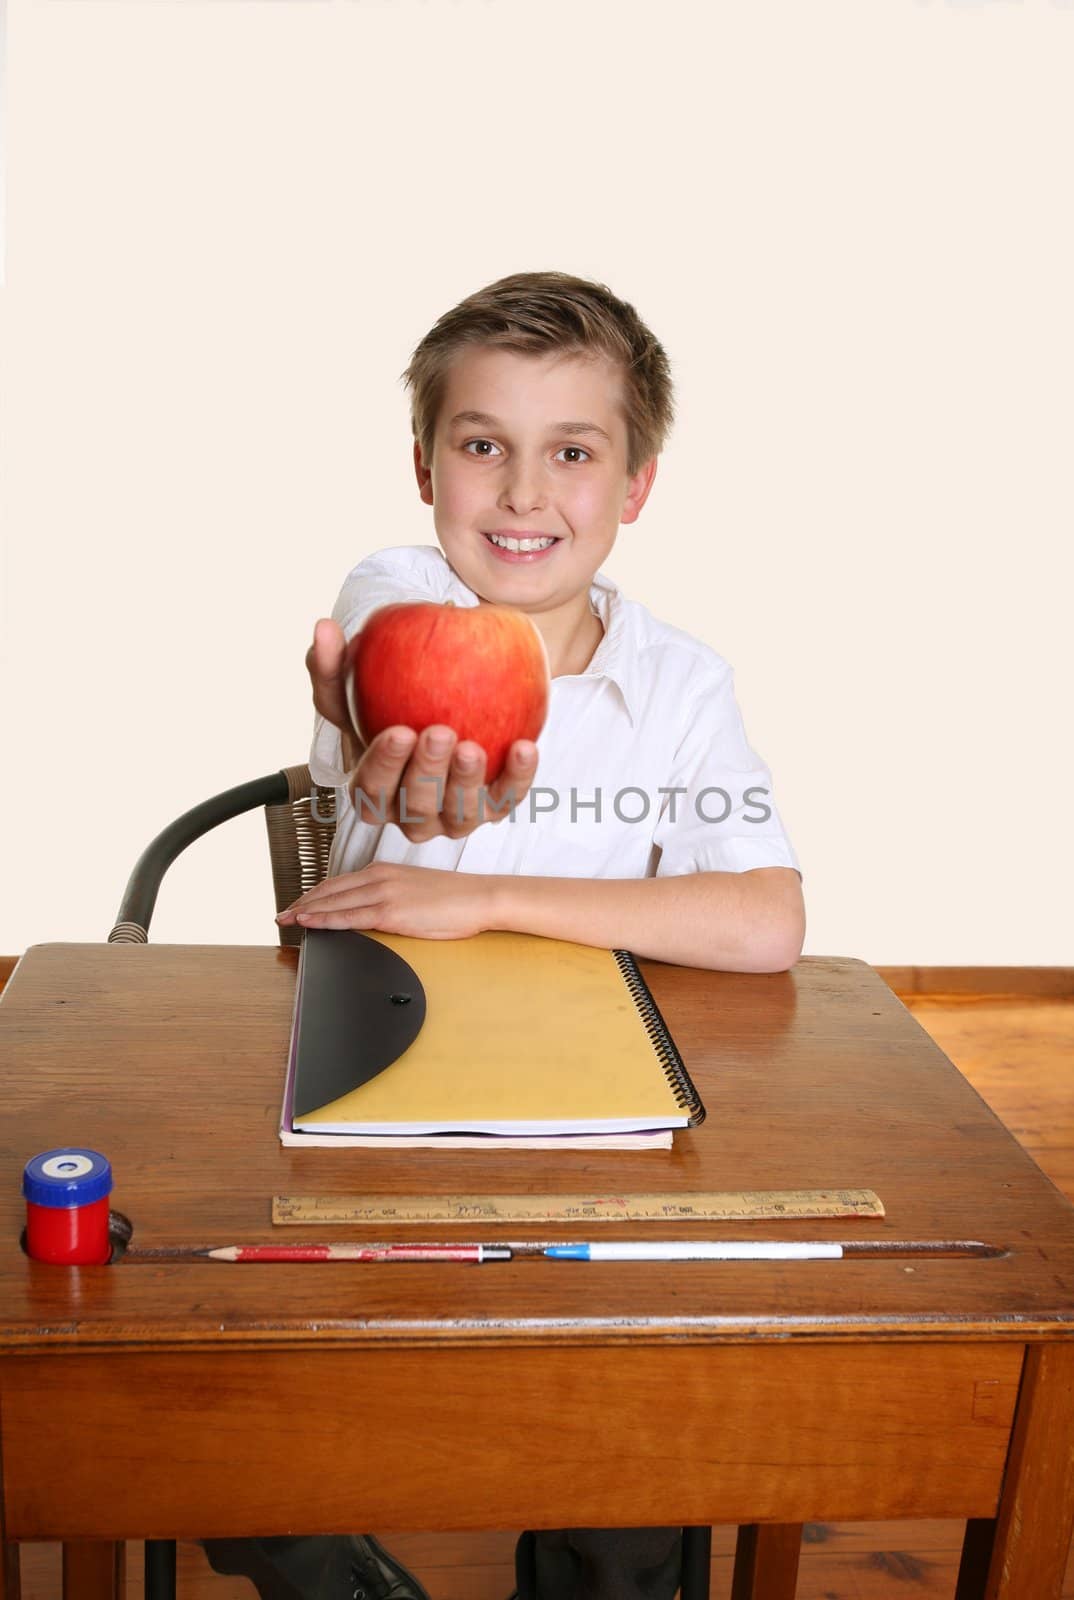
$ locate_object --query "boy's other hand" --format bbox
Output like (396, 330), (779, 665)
(276, 863), (498, 940)
(351, 726), (538, 843)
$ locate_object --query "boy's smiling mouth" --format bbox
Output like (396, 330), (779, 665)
(482, 531), (562, 560)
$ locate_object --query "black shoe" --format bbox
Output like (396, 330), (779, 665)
(202, 1534), (430, 1599)
(349, 1535), (431, 1600)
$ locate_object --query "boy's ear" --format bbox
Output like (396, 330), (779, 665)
(620, 456), (659, 526)
(414, 439), (433, 505)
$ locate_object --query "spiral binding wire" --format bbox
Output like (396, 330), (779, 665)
(611, 949), (707, 1127)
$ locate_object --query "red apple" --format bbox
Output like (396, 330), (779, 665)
(344, 600), (550, 783)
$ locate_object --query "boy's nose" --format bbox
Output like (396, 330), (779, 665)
(499, 471), (546, 515)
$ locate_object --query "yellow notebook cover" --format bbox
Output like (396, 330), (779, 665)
(288, 928), (704, 1137)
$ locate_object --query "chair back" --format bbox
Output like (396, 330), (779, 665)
(266, 765), (338, 947)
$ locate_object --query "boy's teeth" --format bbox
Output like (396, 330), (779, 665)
(488, 533), (556, 552)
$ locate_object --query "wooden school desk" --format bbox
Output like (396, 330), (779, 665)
(3, 944), (1074, 1600)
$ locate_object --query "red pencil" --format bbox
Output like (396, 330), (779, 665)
(205, 1244), (512, 1264)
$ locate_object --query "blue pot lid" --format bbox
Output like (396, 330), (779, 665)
(23, 1149), (113, 1209)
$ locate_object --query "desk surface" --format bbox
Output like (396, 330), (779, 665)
(3, 943), (1074, 1353)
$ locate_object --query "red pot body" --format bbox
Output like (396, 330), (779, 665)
(26, 1195), (112, 1264)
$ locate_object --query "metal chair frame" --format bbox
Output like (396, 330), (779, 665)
(108, 764), (337, 945)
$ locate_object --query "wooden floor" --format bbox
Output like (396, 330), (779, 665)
(6, 968), (1074, 1598)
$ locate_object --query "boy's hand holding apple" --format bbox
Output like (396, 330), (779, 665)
(305, 603), (547, 845)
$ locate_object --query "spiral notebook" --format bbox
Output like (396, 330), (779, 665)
(280, 928), (705, 1150)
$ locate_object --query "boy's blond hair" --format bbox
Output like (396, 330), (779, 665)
(400, 270), (675, 479)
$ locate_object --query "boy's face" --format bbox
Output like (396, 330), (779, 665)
(413, 347), (657, 618)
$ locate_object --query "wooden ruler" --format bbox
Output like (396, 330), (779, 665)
(272, 1189), (885, 1227)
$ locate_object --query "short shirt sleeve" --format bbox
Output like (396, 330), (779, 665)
(651, 661), (802, 881)
(308, 553), (444, 788)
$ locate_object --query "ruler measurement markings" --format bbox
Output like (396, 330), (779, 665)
(272, 1189), (885, 1227)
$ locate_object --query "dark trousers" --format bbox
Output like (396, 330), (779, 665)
(521, 1528), (682, 1599)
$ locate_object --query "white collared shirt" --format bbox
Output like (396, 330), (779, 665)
(309, 545), (802, 884)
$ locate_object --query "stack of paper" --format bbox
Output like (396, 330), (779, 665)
(280, 928), (704, 1152)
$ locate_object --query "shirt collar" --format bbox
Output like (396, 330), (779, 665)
(439, 552), (640, 729)
(583, 569), (640, 728)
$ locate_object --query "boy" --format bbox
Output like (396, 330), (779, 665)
(208, 271), (803, 1600)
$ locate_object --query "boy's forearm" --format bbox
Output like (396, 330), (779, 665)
(487, 868), (805, 973)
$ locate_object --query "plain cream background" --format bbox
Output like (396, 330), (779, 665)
(0, 0), (1071, 963)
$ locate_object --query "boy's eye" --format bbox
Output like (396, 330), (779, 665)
(462, 439), (591, 464)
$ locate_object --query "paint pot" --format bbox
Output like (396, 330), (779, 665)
(23, 1149), (113, 1264)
